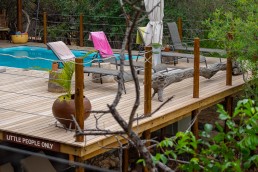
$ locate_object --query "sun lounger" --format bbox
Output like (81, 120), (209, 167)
(167, 22), (226, 55)
(47, 41), (131, 93)
(161, 51), (207, 67)
(110, 60), (173, 73)
(88, 31), (118, 68)
(89, 30), (171, 74)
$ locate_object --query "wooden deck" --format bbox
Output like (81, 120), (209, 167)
(0, 65), (244, 159)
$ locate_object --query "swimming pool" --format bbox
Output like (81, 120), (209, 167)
(0, 46), (138, 70)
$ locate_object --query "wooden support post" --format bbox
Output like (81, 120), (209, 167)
(160, 128), (166, 141)
(79, 14), (84, 47)
(177, 17), (183, 41)
(75, 58), (84, 142)
(143, 129), (151, 172)
(191, 110), (199, 140)
(17, 0), (22, 32)
(144, 46), (152, 115)
(193, 38), (200, 98)
(122, 148), (129, 172)
(43, 12), (47, 44)
(225, 96), (233, 132)
(69, 154), (75, 165)
(75, 156), (84, 172)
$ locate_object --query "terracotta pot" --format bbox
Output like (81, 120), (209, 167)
(52, 94), (91, 129)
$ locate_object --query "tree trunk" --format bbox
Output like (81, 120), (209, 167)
(152, 63), (229, 102)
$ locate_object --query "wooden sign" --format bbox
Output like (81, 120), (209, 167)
(3, 132), (60, 152)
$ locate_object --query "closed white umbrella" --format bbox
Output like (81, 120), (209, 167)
(144, 0), (164, 65)
(144, 0), (164, 46)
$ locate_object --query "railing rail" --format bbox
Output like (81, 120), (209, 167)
(30, 13), (220, 50)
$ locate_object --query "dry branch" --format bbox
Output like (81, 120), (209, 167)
(152, 62), (242, 102)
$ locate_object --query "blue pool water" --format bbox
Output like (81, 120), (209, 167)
(0, 46), (138, 70)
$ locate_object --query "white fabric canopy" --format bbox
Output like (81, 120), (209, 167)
(144, 0), (164, 46)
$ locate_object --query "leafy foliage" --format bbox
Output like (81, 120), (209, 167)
(155, 99), (258, 171)
(51, 51), (94, 100)
(205, 0), (258, 104)
(51, 61), (75, 100)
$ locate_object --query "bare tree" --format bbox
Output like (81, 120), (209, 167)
(72, 0), (174, 171)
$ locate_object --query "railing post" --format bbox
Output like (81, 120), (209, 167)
(75, 156), (84, 172)
(193, 37), (200, 98)
(144, 46), (152, 115)
(177, 17), (183, 41)
(192, 37), (200, 140)
(123, 148), (129, 172)
(79, 13), (84, 47)
(226, 32), (233, 86)
(75, 58), (84, 142)
(226, 57), (232, 86)
(17, 0), (22, 32)
(143, 46), (152, 172)
(43, 12), (47, 44)
(143, 129), (151, 172)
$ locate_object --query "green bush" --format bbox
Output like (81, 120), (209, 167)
(155, 99), (258, 171)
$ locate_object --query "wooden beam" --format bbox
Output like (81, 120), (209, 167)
(82, 85), (244, 158)
(75, 58), (84, 142)
(17, 0), (22, 32)
(144, 46), (152, 115)
(56, 84), (244, 159)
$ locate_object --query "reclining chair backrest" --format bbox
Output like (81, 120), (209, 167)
(167, 22), (184, 49)
(47, 41), (75, 62)
(89, 31), (114, 58)
(136, 27), (146, 45)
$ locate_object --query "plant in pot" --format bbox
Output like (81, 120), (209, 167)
(51, 61), (91, 129)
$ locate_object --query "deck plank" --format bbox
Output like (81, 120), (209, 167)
(0, 67), (245, 156)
